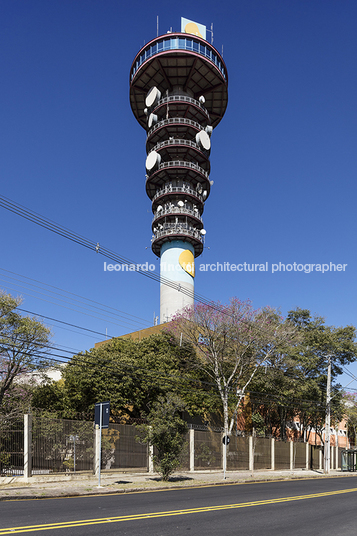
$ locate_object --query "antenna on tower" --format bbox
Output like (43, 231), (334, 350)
(157, 15), (159, 37)
(207, 23), (214, 45)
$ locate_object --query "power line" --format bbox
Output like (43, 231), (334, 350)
(0, 195), (305, 340)
(0, 195), (211, 305)
(0, 267), (151, 328)
(17, 308), (117, 340)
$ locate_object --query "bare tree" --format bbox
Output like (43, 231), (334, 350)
(169, 298), (298, 473)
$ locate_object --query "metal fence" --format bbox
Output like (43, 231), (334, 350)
(194, 430), (222, 470)
(227, 436), (249, 470)
(0, 415), (345, 476)
(0, 420), (24, 476)
(254, 437), (271, 470)
(275, 441), (290, 469)
(310, 445), (321, 470)
(32, 415), (93, 473)
(100, 424), (147, 471)
(293, 442), (306, 469)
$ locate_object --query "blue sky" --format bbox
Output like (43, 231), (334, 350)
(0, 0), (356, 388)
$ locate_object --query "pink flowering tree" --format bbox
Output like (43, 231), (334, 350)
(0, 291), (52, 416)
(168, 298), (298, 445)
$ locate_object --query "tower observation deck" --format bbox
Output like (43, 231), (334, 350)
(130, 29), (228, 323)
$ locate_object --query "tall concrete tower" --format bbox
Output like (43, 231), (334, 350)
(130, 19), (228, 323)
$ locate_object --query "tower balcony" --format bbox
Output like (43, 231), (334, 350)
(151, 223), (205, 257)
(153, 95), (210, 125)
(146, 159), (209, 179)
(145, 163), (210, 199)
(146, 117), (204, 148)
(152, 206), (203, 225)
(151, 184), (207, 205)
(148, 139), (210, 172)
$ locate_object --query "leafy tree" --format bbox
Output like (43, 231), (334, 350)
(343, 392), (357, 447)
(249, 308), (356, 441)
(135, 394), (188, 481)
(33, 333), (218, 420)
(168, 298), (298, 445)
(0, 291), (52, 415)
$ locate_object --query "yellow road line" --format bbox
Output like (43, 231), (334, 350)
(0, 486), (356, 534)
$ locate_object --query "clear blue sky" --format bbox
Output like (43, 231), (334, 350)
(1, 0), (356, 388)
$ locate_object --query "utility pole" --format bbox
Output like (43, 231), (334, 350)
(324, 354), (331, 473)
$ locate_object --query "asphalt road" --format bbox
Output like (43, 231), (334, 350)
(0, 476), (356, 535)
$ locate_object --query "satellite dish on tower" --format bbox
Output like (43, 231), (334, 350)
(199, 95), (205, 104)
(145, 87), (161, 108)
(196, 130), (211, 151)
(177, 200), (184, 207)
(205, 125), (213, 137)
(148, 113), (158, 129)
(146, 151), (161, 172)
(200, 229), (206, 235)
(196, 183), (203, 194)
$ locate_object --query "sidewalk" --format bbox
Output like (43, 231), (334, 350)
(0, 469), (355, 501)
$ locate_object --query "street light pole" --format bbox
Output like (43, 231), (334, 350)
(324, 354), (331, 473)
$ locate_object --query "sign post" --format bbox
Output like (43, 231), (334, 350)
(222, 435), (230, 480)
(94, 401), (110, 487)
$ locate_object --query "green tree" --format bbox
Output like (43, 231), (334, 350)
(136, 394), (188, 481)
(0, 291), (52, 417)
(33, 332), (218, 420)
(343, 393), (357, 447)
(249, 308), (356, 441)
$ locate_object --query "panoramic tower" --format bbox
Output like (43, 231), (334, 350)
(130, 19), (228, 323)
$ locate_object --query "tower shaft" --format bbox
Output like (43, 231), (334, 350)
(130, 29), (228, 322)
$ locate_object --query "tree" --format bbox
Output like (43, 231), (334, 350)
(343, 393), (357, 447)
(249, 308), (356, 441)
(135, 394), (188, 481)
(33, 332), (219, 420)
(168, 298), (298, 451)
(0, 291), (52, 416)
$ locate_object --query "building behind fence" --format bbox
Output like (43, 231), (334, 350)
(0, 414), (346, 477)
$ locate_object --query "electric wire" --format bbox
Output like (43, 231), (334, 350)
(0, 268), (151, 328)
(0, 194), (309, 343)
(0, 195), (226, 310)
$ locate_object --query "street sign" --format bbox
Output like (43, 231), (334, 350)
(95, 401), (110, 429)
(222, 435), (230, 445)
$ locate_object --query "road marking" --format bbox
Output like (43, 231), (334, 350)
(0, 487), (356, 534)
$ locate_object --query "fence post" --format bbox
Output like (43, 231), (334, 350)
(249, 436), (254, 471)
(336, 445), (339, 470)
(94, 425), (100, 476)
(290, 441), (293, 471)
(319, 448), (322, 470)
(271, 438), (275, 471)
(306, 441), (309, 469)
(330, 446), (334, 470)
(24, 414), (32, 480)
(189, 428), (194, 472)
(148, 444), (154, 473)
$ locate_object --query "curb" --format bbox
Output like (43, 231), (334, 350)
(0, 471), (356, 501)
